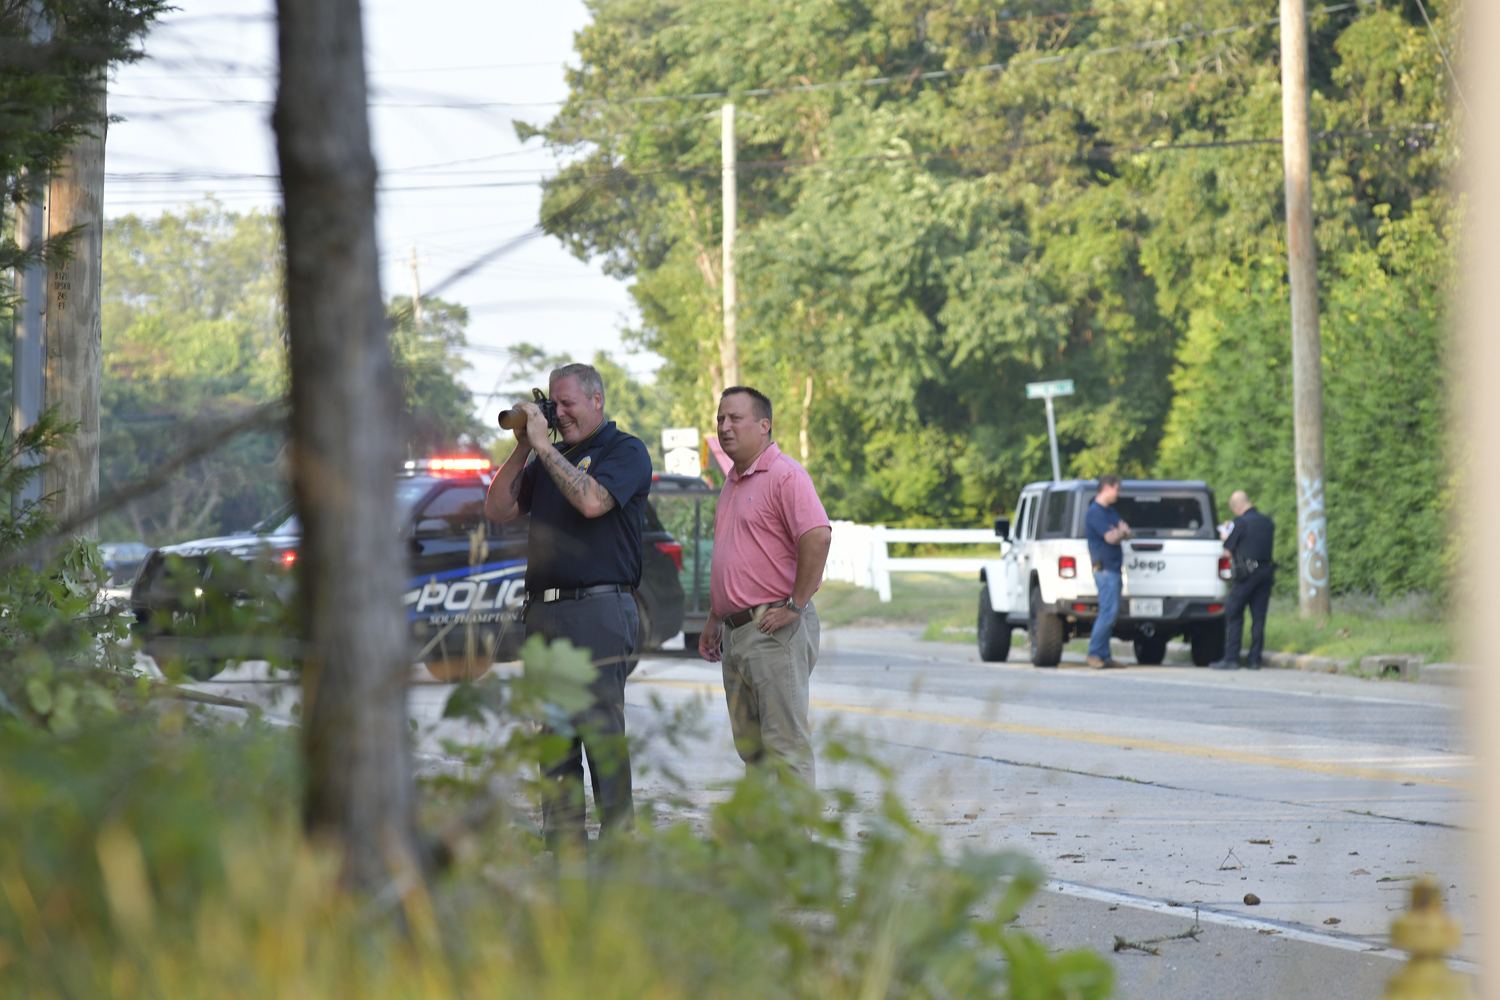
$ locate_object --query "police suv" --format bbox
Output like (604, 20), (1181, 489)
(130, 456), (685, 680)
(977, 479), (1230, 667)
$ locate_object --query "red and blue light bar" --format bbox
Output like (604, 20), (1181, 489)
(405, 456), (492, 475)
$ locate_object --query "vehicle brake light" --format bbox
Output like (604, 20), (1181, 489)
(281, 550), (297, 567)
(406, 456), (492, 474)
(1208, 603), (1223, 614)
(654, 541), (683, 572)
(1072, 603), (1090, 612)
(1058, 555), (1076, 579)
(1218, 556), (1232, 581)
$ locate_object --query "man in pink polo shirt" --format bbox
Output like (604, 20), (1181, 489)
(699, 386), (832, 786)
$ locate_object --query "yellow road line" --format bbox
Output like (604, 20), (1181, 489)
(633, 677), (1466, 789)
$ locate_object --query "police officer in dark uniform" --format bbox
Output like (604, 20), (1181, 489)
(485, 362), (653, 848)
(1210, 490), (1276, 670)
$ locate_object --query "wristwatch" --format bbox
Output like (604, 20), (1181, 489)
(788, 598), (809, 615)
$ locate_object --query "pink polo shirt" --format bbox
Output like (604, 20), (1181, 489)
(710, 443), (831, 616)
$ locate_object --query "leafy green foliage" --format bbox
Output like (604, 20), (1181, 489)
(99, 203), (489, 544)
(1158, 199), (1453, 596)
(387, 295), (489, 456)
(100, 202), (288, 544)
(532, 0), (1457, 574)
(0, 634), (1113, 999)
(0, 411), (138, 733)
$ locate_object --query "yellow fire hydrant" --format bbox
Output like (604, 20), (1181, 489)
(1381, 878), (1472, 1000)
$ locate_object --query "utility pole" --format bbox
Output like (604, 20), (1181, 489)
(1280, 0), (1330, 618)
(43, 85), (106, 537)
(407, 244), (425, 330)
(720, 102), (738, 388)
(13, 176), (47, 515)
(11, 8), (52, 519)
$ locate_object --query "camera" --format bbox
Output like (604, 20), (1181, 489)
(498, 388), (558, 433)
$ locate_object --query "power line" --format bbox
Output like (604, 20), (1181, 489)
(1410, 0), (1468, 115)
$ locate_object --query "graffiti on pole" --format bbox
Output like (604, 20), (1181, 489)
(1298, 476), (1329, 596)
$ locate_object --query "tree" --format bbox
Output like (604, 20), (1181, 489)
(386, 295), (488, 457)
(100, 202), (287, 542)
(2, 0), (168, 277)
(274, 0), (416, 889)
(95, 204), (486, 544)
(531, 0), (1457, 587)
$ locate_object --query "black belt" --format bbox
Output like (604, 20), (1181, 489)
(723, 600), (788, 629)
(526, 584), (631, 604)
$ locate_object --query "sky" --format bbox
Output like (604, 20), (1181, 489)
(104, 0), (650, 427)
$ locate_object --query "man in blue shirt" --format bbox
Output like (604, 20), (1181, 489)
(1084, 475), (1132, 668)
(486, 362), (653, 851)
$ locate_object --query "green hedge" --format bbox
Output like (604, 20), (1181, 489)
(1157, 201), (1452, 599)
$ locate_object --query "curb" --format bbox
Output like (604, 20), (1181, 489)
(1148, 640), (1465, 685)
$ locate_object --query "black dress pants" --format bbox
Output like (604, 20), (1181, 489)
(1222, 565), (1274, 667)
(524, 591), (637, 849)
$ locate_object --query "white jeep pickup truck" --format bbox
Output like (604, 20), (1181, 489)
(977, 479), (1230, 667)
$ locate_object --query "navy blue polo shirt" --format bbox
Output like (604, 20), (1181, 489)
(1224, 507), (1275, 562)
(1085, 500), (1123, 572)
(517, 420), (653, 592)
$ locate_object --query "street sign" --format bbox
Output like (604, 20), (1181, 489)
(664, 448), (701, 477)
(663, 427), (703, 477)
(1025, 379), (1075, 399)
(1026, 381), (1074, 482)
(662, 427), (700, 450)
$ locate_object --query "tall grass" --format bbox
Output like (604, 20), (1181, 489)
(0, 703), (1113, 1000)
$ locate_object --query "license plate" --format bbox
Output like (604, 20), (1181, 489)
(1129, 598), (1163, 618)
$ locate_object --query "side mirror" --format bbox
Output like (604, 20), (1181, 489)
(994, 517), (1010, 539)
(415, 518), (453, 539)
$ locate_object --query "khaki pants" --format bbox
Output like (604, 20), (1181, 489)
(721, 604), (820, 787)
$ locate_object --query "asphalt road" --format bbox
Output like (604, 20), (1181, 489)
(182, 624), (1477, 998)
(621, 627), (1477, 998)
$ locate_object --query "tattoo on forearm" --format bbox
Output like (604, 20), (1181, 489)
(508, 474), (523, 501)
(539, 446), (617, 514)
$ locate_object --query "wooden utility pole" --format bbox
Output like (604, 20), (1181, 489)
(407, 244), (425, 330)
(274, 0), (417, 889)
(1279, 0), (1330, 618)
(720, 102), (738, 388)
(43, 87), (106, 536)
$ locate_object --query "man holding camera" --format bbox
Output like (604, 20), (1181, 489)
(698, 387), (832, 787)
(1085, 475), (1131, 669)
(485, 362), (653, 848)
(1210, 491), (1276, 670)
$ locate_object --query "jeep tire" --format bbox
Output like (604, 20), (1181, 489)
(1190, 620), (1226, 666)
(977, 585), (1012, 663)
(1133, 635), (1169, 666)
(1028, 586), (1065, 667)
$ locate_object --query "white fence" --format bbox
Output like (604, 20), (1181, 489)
(824, 520), (1006, 602)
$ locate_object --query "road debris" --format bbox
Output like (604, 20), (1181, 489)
(1324, 917), (1341, 925)
(1244, 893), (1261, 905)
(1113, 909), (1204, 956)
(1249, 838), (1272, 845)
(1218, 848), (1246, 871)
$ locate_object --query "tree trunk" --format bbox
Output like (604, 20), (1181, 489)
(273, 0), (416, 889)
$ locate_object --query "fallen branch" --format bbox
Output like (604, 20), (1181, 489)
(1113, 909), (1204, 955)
